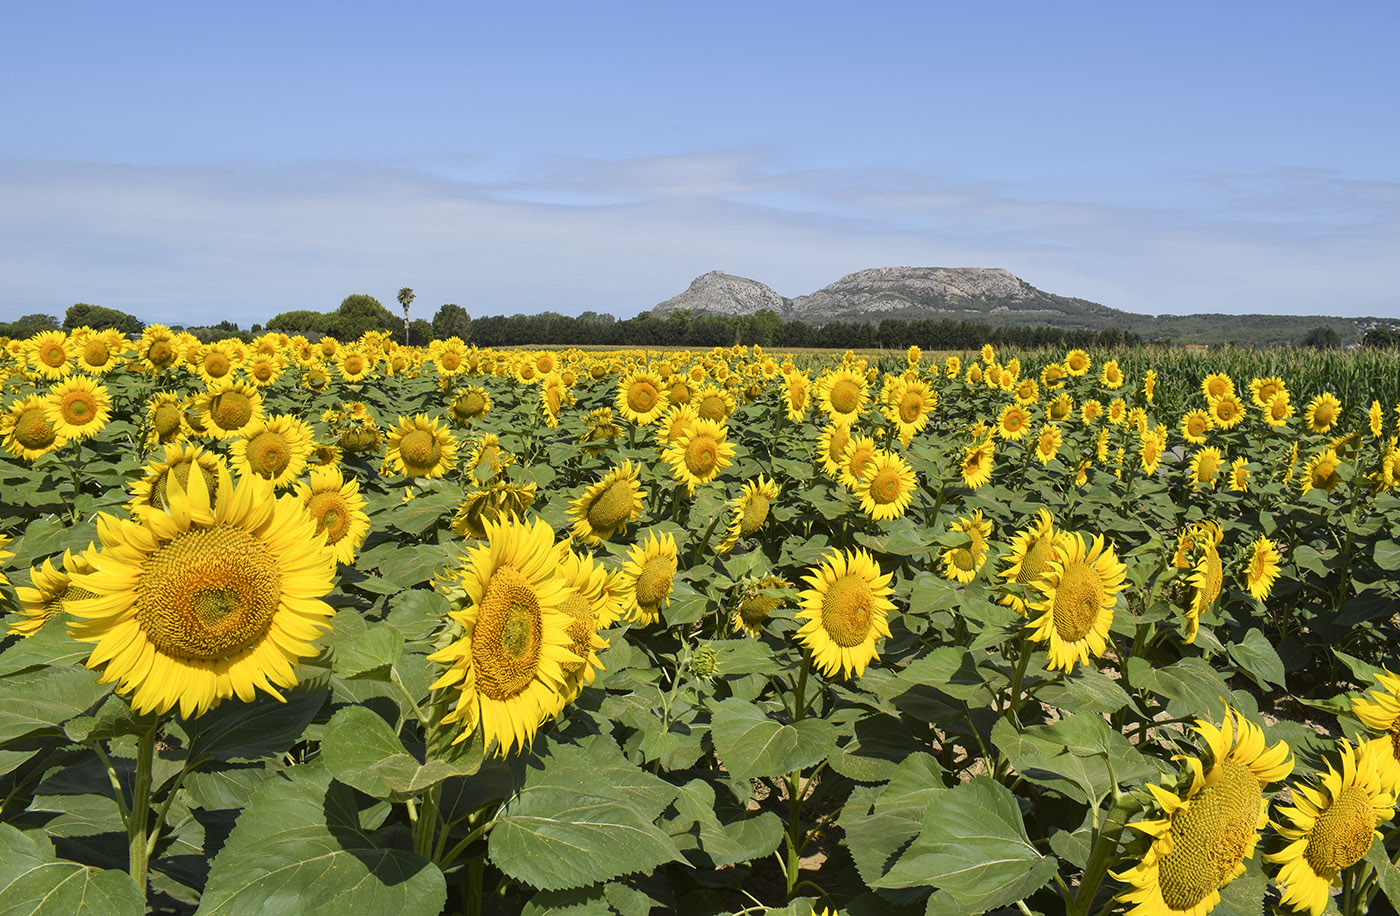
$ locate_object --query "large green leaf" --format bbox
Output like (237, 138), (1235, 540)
(183, 686), (327, 763)
(708, 698), (836, 781)
(670, 779), (783, 868)
(0, 665), (110, 746)
(1127, 656), (1233, 719)
(1226, 628), (1286, 690)
(992, 713), (1153, 804)
(877, 776), (1057, 914)
(321, 706), (481, 799)
(488, 740), (683, 891)
(841, 754), (946, 899)
(194, 761), (445, 916)
(0, 823), (144, 916)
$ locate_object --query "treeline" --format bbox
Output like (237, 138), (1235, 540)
(469, 308), (1142, 351)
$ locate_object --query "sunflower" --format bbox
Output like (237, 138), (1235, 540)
(730, 574), (792, 637)
(1141, 426), (1168, 476)
(616, 369), (669, 425)
(137, 326), (181, 372)
(27, 330), (74, 380)
(1014, 378), (1039, 405)
(386, 414), (459, 480)
(242, 354), (283, 387)
(1265, 392), (1295, 427)
(1266, 741), (1395, 916)
(1064, 349), (1091, 376)
(717, 475), (781, 554)
(2, 393), (68, 461)
(940, 510), (993, 583)
(50, 374), (111, 432)
(838, 434), (880, 489)
(75, 330), (124, 375)
(1047, 392), (1074, 423)
(1190, 447), (1223, 488)
(65, 468), (336, 718)
(1041, 362), (1068, 390)
(1183, 521), (1224, 643)
(1081, 399), (1103, 425)
(855, 451), (916, 521)
(693, 384), (736, 422)
(1304, 393), (1342, 434)
(145, 391), (190, 447)
(1034, 424), (1062, 466)
(614, 531), (679, 625)
(1099, 359), (1125, 389)
(1300, 447), (1343, 493)
(998, 509), (1059, 614)
(194, 341), (238, 385)
(229, 414), (315, 488)
(194, 380), (265, 439)
(816, 421), (853, 479)
(1210, 393), (1245, 431)
(1249, 376), (1287, 408)
(1180, 409), (1213, 444)
(547, 545), (613, 709)
(1229, 457), (1250, 492)
(1025, 532), (1126, 672)
(293, 466), (370, 565)
(1113, 707), (1293, 916)
(449, 386), (491, 423)
(0, 534), (11, 591)
(128, 443), (228, 514)
(450, 481), (539, 540)
(783, 371), (811, 422)
(794, 549), (894, 680)
(569, 461), (647, 546)
(820, 367), (869, 424)
(997, 404), (1032, 441)
(466, 432), (513, 484)
(428, 517), (578, 755)
(887, 378), (936, 443)
(1144, 369), (1157, 403)
(539, 374), (572, 428)
(10, 545), (101, 637)
(663, 418), (735, 494)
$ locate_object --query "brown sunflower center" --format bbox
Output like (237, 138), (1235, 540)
(83, 340), (111, 366)
(1156, 759), (1263, 912)
(307, 491), (350, 542)
(203, 354), (232, 378)
(627, 381), (659, 413)
(821, 575), (874, 647)
(1305, 785), (1375, 875)
(636, 555), (676, 608)
(898, 391), (924, 424)
(698, 394), (727, 421)
(209, 390), (253, 432)
(1016, 534), (1055, 587)
(1200, 548), (1223, 604)
(1052, 559), (1106, 642)
(399, 429), (441, 471)
(59, 391), (97, 425)
(151, 460), (219, 510)
(246, 430), (291, 479)
(136, 526), (281, 660)
(41, 343), (67, 367)
(739, 492), (770, 536)
(684, 435), (720, 477)
(586, 478), (635, 532)
(869, 468), (902, 504)
(829, 379), (862, 415)
(471, 565), (543, 700)
(457, 390), (486, 418)
(153, 403), (183, 439)
(16, 407), (57, 450)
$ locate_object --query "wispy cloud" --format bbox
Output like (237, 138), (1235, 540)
(1, 152), (1396, 326)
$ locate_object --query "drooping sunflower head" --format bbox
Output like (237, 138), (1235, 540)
(730, 574), (793, 638)
(1242, 535), (1281, 603)
(615, 530), (679, 625)
(1114, 707), (1292, 916)
(66, 468), (336, 718)
(998, 508), (1058, 614)
(1267, 739), (1394, 916)
(795, 548), (895, 680)
(1025, 531), (1126, 672)
(569, 460), (647, 545)
(716, 475), (781, 554)
(940, 510), (993, 584)
(2, 393), (68, 462)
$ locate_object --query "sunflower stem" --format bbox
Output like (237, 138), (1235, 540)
(1005, 635), (1033, 729)
(126, 715), (163, 898)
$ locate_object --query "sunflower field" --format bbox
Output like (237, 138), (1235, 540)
(2, 326), (1400, 916)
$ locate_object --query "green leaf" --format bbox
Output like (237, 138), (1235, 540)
(0, 666), (109, 746)
(671, 779), (784, 868)
(1127, 656), (1233, 720)
(331, 626), (404, 679)
(842, 754), (946, 896)
(194, 761), (445, 916)
(489, 740), (684, 891)
(386, 487), (463, 536)
(0, 619), (92, 676)
(0, 823), (144, 916)
(1226, 628), (1286, 689)
(184, 686), (327, 763)
(992, 713), (1153, 804)
(708, 698), (837, 781)
(1366, 839), (1400, 911)
(877, 776), (1057, 913)
(321, 706), (481, 799)
(1375, 539), (1400, 571)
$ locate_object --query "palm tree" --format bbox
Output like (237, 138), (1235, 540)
(397, 288), (415, 344)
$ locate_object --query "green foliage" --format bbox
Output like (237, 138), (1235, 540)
(432, 303), (472, 341)
(0, 312), (61, 338)
(62, 303), (143, 336)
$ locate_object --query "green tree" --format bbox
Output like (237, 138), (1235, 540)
(397, 287), (415, 344)
(1362, 327), (1400, 349)
(63, 303), (143, 336)
(1300, 325), (1343, 349)
(330, 294), (398, 341)
(0, 313), (61, 339)
(432, 303), (472, 342)
(409, 318), (433, 345)
(266, 310), (332, 334)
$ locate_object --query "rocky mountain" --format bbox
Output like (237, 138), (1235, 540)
(651, 271), (791, 318)
(651, 266), (1131, 329)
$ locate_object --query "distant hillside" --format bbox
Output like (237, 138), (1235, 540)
(650, 267), (1390, 345)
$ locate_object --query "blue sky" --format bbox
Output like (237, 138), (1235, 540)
(3, 2), (1397, 327)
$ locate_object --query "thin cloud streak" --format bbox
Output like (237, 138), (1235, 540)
(0, 154), (1396, 326)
